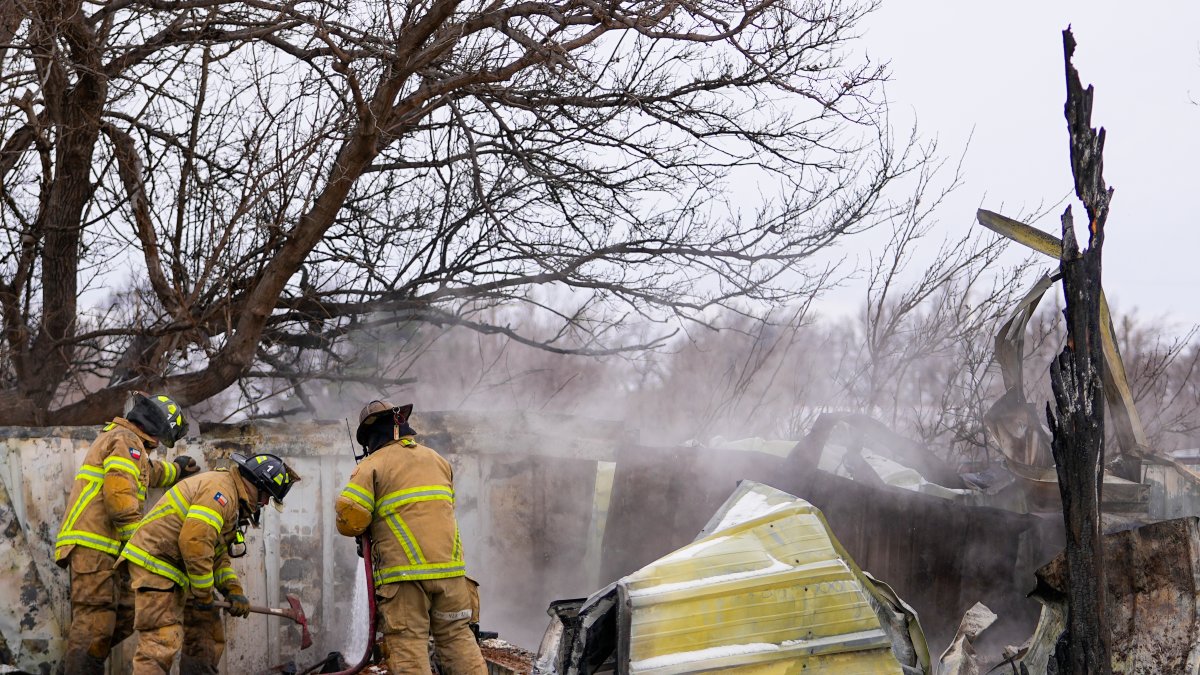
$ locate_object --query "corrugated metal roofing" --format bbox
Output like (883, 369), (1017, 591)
(616, 482), (928, 674)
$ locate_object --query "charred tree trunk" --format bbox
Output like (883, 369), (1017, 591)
(1044, 28), (1114, 675)
(1047, 204), (1111, 674)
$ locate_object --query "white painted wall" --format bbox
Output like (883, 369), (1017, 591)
(0, 412), (627, 673)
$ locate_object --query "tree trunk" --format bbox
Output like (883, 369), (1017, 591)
(17, 0), (108, 416)
(1044, 28), (1114, 674)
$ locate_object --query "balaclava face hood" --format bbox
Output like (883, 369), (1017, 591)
(355, 400), (416, 455)
(362, 420), (417, 453)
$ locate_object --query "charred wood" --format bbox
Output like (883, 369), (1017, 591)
(1042, 27), (1114, 675)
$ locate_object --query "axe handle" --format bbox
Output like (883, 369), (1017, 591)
(211, 600), (297, 622)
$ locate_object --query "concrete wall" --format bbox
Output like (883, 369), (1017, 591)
(0, 412), (631, 674)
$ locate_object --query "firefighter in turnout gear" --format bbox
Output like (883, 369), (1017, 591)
(335, 401), (486, 674)
(55, 392), (199, 674)
(120, 453), (298, 674)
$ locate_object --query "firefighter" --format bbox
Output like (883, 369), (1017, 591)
(55, 391), (200, 674)
(119, 452), (298, 674)
(335, 400), (487, 674)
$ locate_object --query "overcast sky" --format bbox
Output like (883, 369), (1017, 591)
(819, 2), (1200, 328)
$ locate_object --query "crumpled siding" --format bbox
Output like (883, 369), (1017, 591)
(615, 481), (930, 674)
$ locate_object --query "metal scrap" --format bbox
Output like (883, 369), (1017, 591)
(543, 480), (932, 674)
(938, 602), (997, 675)
(977, 208), (1147, 456)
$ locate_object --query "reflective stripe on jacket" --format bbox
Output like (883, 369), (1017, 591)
(55, 418), (182, 565)
(335, 437), (467, 585)
(119, 469), (244, 602)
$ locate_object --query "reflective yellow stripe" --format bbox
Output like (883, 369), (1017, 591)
(186, 505), (225, 533)
(167, 487), (189, 515)
(140, 501), (176, 527)
(55, 531), (122, 556)
(120, 544), (187, 587)
(150, 485), (190, 522)
(76, 464), (105, 482)
(57, 462), (119, 554)
(159, 461), (178, 486)
(379, 484), (453, 502)
(377, 485), (453, 515)
(61, 477), (102, 533)
(340, 484), (374, 512)
(189, 571), (214, 589)
(115, 521), (139, 542)
(103, 455), (141, 479)
(215, 567), (237, 587)
(385, 514), (426, 565)
(384, 515), (419, 564)
(373, 561), (466, 585)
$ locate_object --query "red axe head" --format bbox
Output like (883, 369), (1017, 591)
(285, 594), (313, 650)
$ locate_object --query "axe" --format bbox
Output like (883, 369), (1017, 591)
(213, 593), (313, 650)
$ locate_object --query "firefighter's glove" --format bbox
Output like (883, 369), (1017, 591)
(226, 593), (251, 618)
(174, 455), (200, 478)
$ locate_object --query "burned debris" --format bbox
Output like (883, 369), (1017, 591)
(524, 28), (1200, 675)
(0, 23), (1195, 675)
(1000, 517), (1200, 674)
(538, 481), (931, 674)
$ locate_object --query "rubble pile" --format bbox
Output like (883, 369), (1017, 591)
(480, 638), (535, 674)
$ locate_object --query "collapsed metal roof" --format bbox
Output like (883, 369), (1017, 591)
(539, 481), (930, 674)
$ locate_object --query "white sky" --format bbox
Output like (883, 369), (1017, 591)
(819, 1), (1200, 328)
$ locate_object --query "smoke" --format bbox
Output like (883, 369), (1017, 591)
(313, 297), (1006, 456)
(214, 268), (1200, 658)
(300, 297), (1012, 651)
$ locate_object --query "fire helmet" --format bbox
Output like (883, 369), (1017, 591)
(230, 453), (296, 505)
(125, 392), (188, 448)
(355, 400), (414, 447)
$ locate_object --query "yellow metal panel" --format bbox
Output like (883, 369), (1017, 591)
(630, 635), (903, 674)
(620, 491), (916, 674)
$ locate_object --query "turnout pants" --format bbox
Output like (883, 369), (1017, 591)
(61, 547), (134, 675)
(377, 577), (487, 675)
(128, 565), (225, 674)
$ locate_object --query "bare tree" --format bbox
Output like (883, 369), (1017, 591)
(0, 0), (932, 424)
(364, 230), (1200, 463)
(1116, 316), (1200, 447)
(835, 152), (1040, 458)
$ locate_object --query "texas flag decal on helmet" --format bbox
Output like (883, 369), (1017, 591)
(214, 492), (228, 507)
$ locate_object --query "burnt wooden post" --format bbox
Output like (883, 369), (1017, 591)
(1044, 27), (1114, 674)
